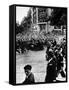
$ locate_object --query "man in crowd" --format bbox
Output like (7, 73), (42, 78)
(45, 46), (57, 83)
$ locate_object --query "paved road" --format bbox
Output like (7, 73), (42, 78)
(16, 35), (66, 84)
(16, 48), (48, 84)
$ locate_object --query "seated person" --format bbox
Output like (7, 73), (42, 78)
(23, 65), (35, 84)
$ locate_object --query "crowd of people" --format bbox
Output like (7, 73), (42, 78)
(45, 38), (66, 82)
(16, 31), (57, 54)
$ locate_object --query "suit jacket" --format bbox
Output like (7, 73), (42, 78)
(23, 72), (35, 84)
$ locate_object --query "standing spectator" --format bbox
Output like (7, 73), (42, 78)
(45, 48), (57, 83)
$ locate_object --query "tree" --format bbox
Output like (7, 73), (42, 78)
(16, 8), (32, 35)
(16, 22), (23, 35)
(50, 8), (67, 25)
(21, 8), (32, 33)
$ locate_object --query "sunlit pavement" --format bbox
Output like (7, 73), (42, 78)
(16, 48), (47, 84)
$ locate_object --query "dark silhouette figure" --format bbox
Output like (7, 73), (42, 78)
(23, 65), (35, 84)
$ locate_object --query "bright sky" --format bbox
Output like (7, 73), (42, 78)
(16, 6), (30, 24)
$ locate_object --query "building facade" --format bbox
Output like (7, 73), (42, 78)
(31, 7), (66, 35)
(31, 7), (54, 33)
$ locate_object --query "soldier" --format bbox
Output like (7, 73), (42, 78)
(45, 48), (57, 83)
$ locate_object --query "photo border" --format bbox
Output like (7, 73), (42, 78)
(13, 4), (67, 85)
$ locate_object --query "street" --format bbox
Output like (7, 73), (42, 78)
(16, 48), (47, 84)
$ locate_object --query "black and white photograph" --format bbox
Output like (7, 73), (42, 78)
(16, 5), (67, 84)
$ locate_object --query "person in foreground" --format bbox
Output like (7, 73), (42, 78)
(23, 65), (35, 84)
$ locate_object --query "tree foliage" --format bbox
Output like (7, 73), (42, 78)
(50, 8), (67, 25)
(21, 9), (32, 33)
(16, 22), (23, 34)
(16, 8), (32, 35)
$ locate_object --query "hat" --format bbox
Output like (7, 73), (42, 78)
(24, 65), (32, 70)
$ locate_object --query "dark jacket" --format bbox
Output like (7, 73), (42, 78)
(45, 56), (57, 83)
(23, 73), (35, 84)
